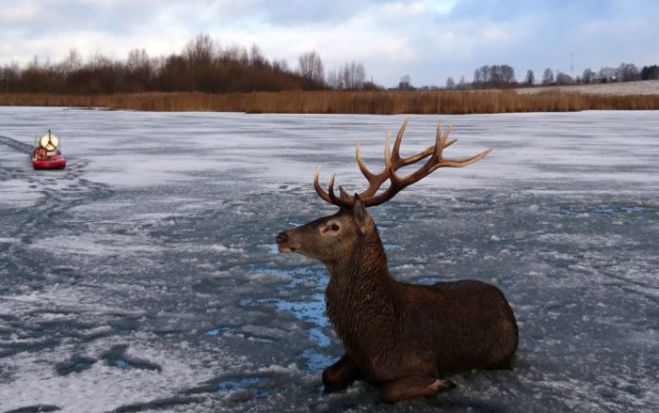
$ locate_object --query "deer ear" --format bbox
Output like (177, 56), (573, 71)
(352, 194), (371, 235)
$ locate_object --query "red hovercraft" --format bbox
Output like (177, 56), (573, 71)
(32, 130), (66, 170)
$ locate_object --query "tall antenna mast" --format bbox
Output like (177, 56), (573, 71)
(570, 51), (574, 75)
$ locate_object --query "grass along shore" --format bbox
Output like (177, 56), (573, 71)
(1, 90), (657, 114)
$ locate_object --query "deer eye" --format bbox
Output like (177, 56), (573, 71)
(330, 223), (340, 231)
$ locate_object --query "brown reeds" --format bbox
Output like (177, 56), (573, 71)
(0, 90), (657, 114)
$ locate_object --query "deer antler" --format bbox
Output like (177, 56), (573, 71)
(314, 120), (492, 208)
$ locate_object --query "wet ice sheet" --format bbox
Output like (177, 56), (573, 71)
(0, 108), (658, 413)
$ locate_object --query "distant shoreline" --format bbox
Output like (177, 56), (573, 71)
(1, 84), (658, 114)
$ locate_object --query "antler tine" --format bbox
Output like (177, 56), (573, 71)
(391, 118), (409, 165)
(314, 168), (351, 208)
(339, 186), (351, 202)
(355, 142), (375, 182)
(384, 134), (393, 176)
(313, 167), (333, 204)
(432, 147), (493, 169)
(434, 123), (449, 160)
(395, 123), (456, 166)
(442, 124), (454, 151)
(327, 173), (348, 206)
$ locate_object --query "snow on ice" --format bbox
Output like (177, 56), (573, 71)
(0, 108), (657, 412)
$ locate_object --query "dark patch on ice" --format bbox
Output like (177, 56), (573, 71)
(106, 316), (140, 332)
(100, 345), (161, 372)
(0, 134), (33, 154)
(55, 354), (96, 376)
(427, 396), (509, 413)
(0, 337), (61, 359)
(184, 372), (280, 397)
(109, 396), (204, 413)
(3, 406), (60, 413)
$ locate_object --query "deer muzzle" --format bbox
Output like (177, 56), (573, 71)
(276, 231), (298, 253)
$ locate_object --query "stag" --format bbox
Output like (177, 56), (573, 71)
(276, 120), (518, 404)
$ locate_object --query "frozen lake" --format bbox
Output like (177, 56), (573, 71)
(0, 108), (657, 413)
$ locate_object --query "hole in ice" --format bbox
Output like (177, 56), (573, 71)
(383, 243), (399, 251)
(205, 326), (237, 336)
(248, 265), (325, 290)
(620, 206), (646, 213)
(262, 244), (279, 255)
(114, 359), (133, 369)
(273, 293), (327, 327)
(561, 204), (648, 217)
(592, 207), (614, 216)
(309, 328), (331, 348)
(239, 287), (335, 372)
(415, 276), (440, 285)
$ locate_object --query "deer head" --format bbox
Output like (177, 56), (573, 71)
(276, 120), (492, 268)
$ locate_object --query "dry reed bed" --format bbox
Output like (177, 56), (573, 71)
(1, 91), (657, 114)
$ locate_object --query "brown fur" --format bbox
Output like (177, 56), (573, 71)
(276, 199), (518, 403)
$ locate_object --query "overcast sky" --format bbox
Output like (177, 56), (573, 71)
(1, 0), (657, 87)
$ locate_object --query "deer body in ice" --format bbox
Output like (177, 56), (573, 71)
(276, 121), (518, 403)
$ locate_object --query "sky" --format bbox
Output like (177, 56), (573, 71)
(1, 0), (658, 87)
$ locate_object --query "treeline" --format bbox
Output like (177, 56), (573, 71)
(0, 34), (376, 95)
(533, 63), (659, 86)
(438, 63), (659, 91)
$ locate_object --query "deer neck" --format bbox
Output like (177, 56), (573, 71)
(324, 229), (397, 344)
(326, 229), (392, 286)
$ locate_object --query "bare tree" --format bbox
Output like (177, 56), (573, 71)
(60, 49), (82, 74)
(250, 44), (266, 66)
(524, 70), (535, 85)
(298, 51), (325, 84)
(272, 59), (290, 72)
(582, 68), (594, 84)
(473, 65), (516, 87)
(556, 71), (574, 85)
(542, 68), (555, 85)
(458, 76), (466, 90)
(617, 63), (640, 82)
(341, 61), (366, 90)
(641, 65), (659, 80)
(127, 49), (149, 71)
(184, 33), (217, 65)
(326, 69), (341, 89)
(445, 77), (455, 89)
(399, 74), (412, 90)
(599, 67), (617, 83)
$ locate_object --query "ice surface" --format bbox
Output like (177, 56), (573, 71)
(0, 107), (658, 412)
